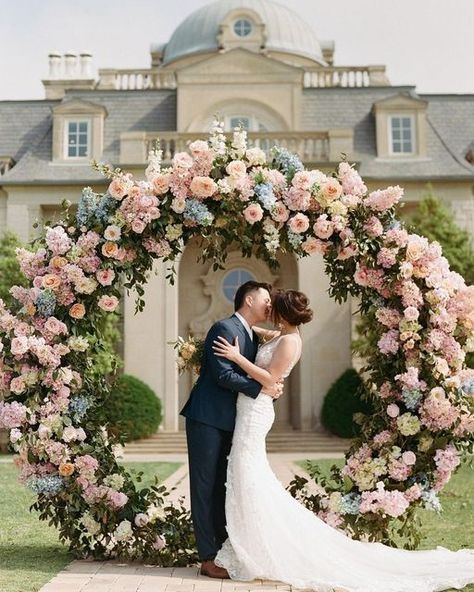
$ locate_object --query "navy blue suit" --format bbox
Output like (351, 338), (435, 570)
(180, 314), (262, 560)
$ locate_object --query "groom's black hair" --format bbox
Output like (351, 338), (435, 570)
(234, 281), (273, 312)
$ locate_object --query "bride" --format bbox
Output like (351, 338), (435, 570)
(212, 288), (474, 592)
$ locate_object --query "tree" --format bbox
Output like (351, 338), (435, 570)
(0, 231), (29, 309)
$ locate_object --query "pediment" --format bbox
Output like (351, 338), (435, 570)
(53, 98), (108, 117)
(373, 93), (428, 111)
(176, 48), (303, 83)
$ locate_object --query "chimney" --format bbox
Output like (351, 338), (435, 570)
(79, 51), (93, 78)
(64, 51), (78, 78)
(48, 51), (62, 79)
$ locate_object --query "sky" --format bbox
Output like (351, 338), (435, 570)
(0, 0), (473, 101)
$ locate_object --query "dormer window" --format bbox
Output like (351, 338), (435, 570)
(66, 120), (90, 158)
(389, 115), (415, 155)
(52, 99), (107, 163)
(233, 18), (252, 37)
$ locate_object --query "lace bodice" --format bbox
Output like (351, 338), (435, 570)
(255, 333), (301, 380)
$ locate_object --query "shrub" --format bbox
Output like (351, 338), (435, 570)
(104, 374), (162, 442)
(321, 368), (373, 438)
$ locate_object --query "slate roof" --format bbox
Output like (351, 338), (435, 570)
(0, 89), (177, 184)
(302, 87), (474, 180)
(1, 85), (473, 185)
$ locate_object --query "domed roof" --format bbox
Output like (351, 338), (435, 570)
(162, 0), (324, 65)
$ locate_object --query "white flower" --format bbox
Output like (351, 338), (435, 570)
(146, 504), (166, 522)
(114, 520), (133, 542)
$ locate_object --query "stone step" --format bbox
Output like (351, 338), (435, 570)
(124, 431), (351, 454)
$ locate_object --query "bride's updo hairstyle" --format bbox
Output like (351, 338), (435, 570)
(271, 289), (313, 326)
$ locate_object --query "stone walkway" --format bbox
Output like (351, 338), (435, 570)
(39, 453), (344, 592)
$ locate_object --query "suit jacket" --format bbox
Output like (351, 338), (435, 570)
(180, 314), (262, 432)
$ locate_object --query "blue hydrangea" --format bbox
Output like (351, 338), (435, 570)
(460, 378), (474, 396)
(271, 146), (304, 179)
(76, 187), (98, 227)
(35, 289), (56, 317)
(387, 220), (402, 230)
(69, 395), (92, 423)
(184, 199), (214, 226)
(421, 489), (442, 512)
(401, 388), (423, 411)
(254, 183), (277, 210)
(340, 492), (361, 515)
(407, 472), (429, 490)
(27, 474), (64, 496)
(287, 230), (303, 249)
(95, 193), (117, 224)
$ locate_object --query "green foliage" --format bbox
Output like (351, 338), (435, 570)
(321, 369), (374, 438)
(407, 189), (474, 286)
(0, 231), (28, 309)
(103, 374), (163, 442)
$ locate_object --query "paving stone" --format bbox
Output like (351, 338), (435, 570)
(164, 583), (195, 591)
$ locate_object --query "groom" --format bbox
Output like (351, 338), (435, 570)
(180, 281), (282, 578)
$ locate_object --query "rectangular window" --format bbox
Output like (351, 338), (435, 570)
(229, 116), (251, 131)
(389, 115), (415, 155)
(66, 120), (90, 158)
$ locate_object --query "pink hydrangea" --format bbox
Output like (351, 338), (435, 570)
(284, 187), (311, 211)
(364, 186), (403, 212)
(378, 330), (400, 355)
(0, 401), (28, 428)
(364, 216), (384, 238)
(337, 162), (367, 196)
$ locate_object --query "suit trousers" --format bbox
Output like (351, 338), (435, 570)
(185, 417), (233, 561)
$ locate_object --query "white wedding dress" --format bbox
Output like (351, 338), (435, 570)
(215, 335), (474, 592)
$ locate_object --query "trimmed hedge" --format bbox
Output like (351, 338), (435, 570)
(321, 368), (373, 438)
(104, 374), (162, 442)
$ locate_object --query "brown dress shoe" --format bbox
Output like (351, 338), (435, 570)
(200, 559), (230, 579)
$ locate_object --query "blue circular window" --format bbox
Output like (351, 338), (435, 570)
(234, 18), (252, 37)
(222, 269), (256, 303)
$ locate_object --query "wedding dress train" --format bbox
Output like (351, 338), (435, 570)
(215, 335), (474, 592)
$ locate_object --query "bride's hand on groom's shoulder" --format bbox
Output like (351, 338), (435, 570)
(212, 335), (241, 362)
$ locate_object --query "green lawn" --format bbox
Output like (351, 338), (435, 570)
(0, 461), (181, 592)
(298, 458), (474, 592)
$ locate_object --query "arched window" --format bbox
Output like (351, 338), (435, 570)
(222, 269), (256, 303)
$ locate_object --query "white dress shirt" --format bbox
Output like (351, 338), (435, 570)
(234, 311), (253, 341)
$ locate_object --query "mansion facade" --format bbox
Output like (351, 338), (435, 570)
(1, 0), (473, 432)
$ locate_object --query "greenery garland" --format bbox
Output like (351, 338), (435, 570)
(0, 120), (473, 561)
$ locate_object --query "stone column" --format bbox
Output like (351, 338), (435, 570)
(297, 255), (352, 430)
(123, 259), (179, 432)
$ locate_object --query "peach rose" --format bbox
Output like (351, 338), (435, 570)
(69, 303), (86, 319)
(313, 215), (334, 240)
(102, 241), (119, 258)
(104, 225), (121, 241)
(96, 269), (115, 286)
(42, 274), (61, 290)
(288, 213), (310, 234)
(171, 197), (186, 213)
(190, 176), (218, 199)
(302, 238), (328, 255)
(59, 462), (75, 477)
(98, 295), (119, 312)
(320, 178), (343, 202)
(50, 256), (68, 270)
(173, 152), (194, 169)
(152, 173), (171, 195)
(108, 176), (132, 201)
(243, 203), (264, 224)
(11, 336), (29, 355)
(226, 160), (247, 178)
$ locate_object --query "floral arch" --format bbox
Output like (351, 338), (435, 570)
(0, 120), (473, 563)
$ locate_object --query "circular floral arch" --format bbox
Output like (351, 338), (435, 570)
(1, 121), (473, 563)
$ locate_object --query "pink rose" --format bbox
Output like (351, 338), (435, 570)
(103, 225), (121, 241)
(172, 152), (193, 169)
(96, 269), (115, 287)
(403, 306), (419, 321)
(152, 535), (166, 550)
(402, 451), (416, 466)
(302, 238), (328, 255)
(288, 213), (310, 234)
(98, 295), (119, 312)
(11, 336), (29, 356)
(190, 176), (218, 199)
(134, 513), (150, 528)
(313, 215), (334, 239)
(387, 404), (400, 418)
(131, 219), (147, 234)
(226, 160), (247, 178)
(243, 203), (263, 224)
(292, 171), (313, 191)
(10, 376), (26, 394)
